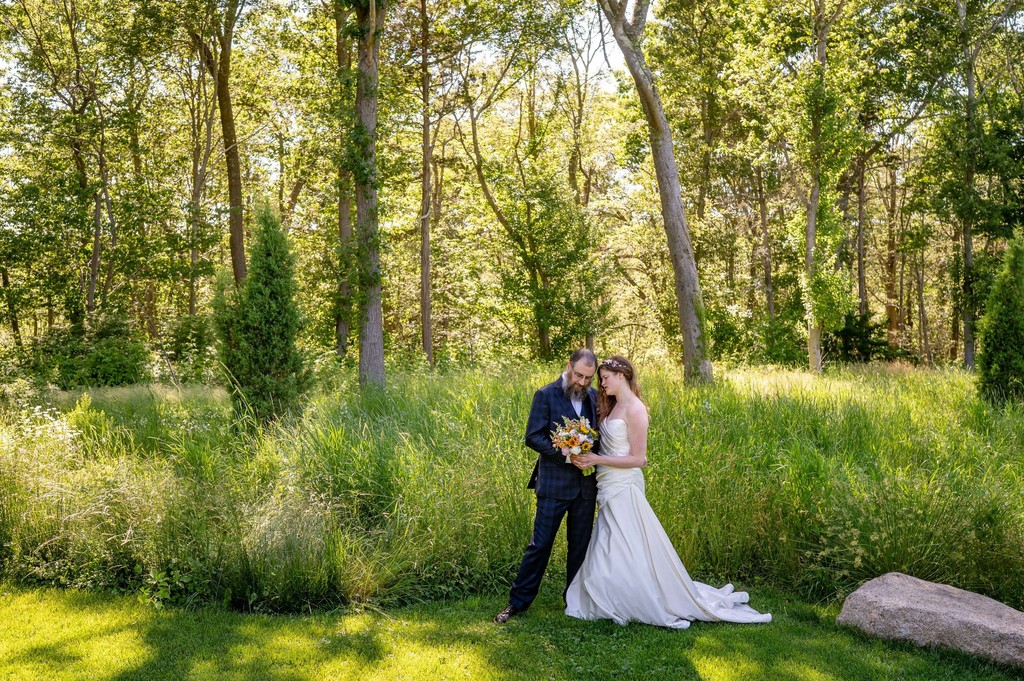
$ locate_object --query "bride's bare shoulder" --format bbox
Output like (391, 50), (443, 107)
(625, 400), (649, 427)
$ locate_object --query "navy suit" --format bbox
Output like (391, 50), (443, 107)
(509, 375), (599, 611)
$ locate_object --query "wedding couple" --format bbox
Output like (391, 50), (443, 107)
(493, 349), (771, 629)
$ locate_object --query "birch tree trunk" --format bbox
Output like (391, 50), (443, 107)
(806, 175), (823, 371)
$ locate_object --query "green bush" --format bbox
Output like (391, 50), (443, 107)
(75, 314), (151, 387)
(754, 315), (806, 366)
(978, 233), (1024, 404)
(24, 325), (84, 387)
(215, 205), (308, 422)
(23, 313), (150, 388)
(824, 312), (913, 364)
(157, 315), (216, 384)
(705, 307), (806, 366)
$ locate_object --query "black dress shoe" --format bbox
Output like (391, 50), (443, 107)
(493, 604), (521, 624)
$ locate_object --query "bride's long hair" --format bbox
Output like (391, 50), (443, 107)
(597, 355), (645, 423)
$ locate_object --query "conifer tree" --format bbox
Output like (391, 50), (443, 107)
(215, 205), (307, 421)
(977, 232), (1024, 404)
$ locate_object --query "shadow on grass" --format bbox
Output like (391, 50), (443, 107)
(409, 590), (1022, 681)
(106, 608), (389, 680)
(3, 587), (1023, 680)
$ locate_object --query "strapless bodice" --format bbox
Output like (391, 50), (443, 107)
(599, 418), (631, 457)
(596, 418), (643, 500)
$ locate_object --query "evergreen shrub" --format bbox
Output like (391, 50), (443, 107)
(825, 312), (912, 364)
(215, 205), (307, 421)
(978, 233), (1024, 404)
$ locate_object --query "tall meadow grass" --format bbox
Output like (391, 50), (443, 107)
(0, 365), (1021, 612)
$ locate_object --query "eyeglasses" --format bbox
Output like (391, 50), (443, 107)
(571, 367), (595, 383)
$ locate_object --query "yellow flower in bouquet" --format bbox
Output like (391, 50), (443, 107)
(550, 416), (597, 476)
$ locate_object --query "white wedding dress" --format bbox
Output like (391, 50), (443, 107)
(565, 418), (772, 628)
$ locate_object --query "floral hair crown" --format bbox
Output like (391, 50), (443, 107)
(600, 358), (627, 371)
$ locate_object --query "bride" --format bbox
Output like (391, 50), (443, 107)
(565, 355), (771, 629)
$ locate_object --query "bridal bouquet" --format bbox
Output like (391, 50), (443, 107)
(550, 416), (597, 476)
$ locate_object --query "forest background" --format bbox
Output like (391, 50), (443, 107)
(2, 0), (1022, 383)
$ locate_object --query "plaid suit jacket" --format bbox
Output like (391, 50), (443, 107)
(524, 376), (600, 500)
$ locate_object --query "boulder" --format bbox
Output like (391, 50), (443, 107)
(837, 572), (1024, 668)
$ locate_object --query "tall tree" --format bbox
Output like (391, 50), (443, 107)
(189, 0), (249, 286)
(333, 1), (356, 358)
(351, 0), (386, 387)
(799, 0), (856, 372)
(174, 39), (220, 316)
(597, 0), (712, 383)
(409, 0), (470, 365)
(418, 0), (433, 365)
(954, 0), (1020, 369)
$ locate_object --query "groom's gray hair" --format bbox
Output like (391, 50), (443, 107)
(569, 348), (598, 367)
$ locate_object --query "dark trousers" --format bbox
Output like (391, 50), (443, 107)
(508, 493), (596, 611)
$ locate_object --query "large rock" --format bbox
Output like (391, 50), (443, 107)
(837, 572), (1024, 668)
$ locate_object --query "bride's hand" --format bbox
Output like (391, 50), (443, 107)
(573, 453), (595, 469)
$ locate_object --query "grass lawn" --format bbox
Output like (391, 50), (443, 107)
(2, 585), (1021, 680)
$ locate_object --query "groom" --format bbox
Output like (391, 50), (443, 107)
(494, 348), (600, 623)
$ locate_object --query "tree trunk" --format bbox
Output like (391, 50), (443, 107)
(194, 3), (247, 286)
(334, 2), (353, 359)
(355, 0), (386, 388)
(1, 267), (21, 347)
(599, 0), (712, 384)
(856, 156), (867, 316)
(217, 29), (246, 286)
(757, 168), (775, 319)
(898, 248), (906, 333)
(70, 136), (102, 315)
(803, 3), (835, 373)
(282, 178), (304, 231)
(747, 212), (759, 312)
(419, 0), (433, 366)
(806, 177), (823, 372)
(950, 295), (960, 361)
(186, 47), (216, 318)
(916, 251), (932, 363)
(806, 33), (825, 372)
(884, 169), (899, 339)
(959, 0), (976, 369)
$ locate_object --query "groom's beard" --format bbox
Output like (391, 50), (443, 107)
(562, 375), (589, 402)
